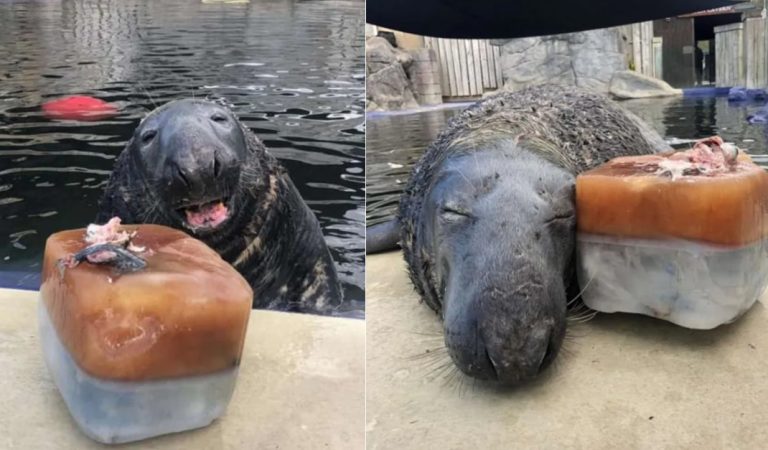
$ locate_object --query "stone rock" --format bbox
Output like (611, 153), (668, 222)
(609, 70), (682, 99)
(377, 31), (398, 48)
(495, 28), (626, 94)
(367, 64), (419, 111)
(366, 36), (413, 75)
(366, 37), (395, 75)
(405, 48), (442, 106)
(366, 36), (428, 111)
(367, 100), (381, 112)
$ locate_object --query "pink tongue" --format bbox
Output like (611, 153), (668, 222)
(185, 202), (229, 228)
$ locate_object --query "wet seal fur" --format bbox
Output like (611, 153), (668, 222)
(395, 85), (669, 385)
(96, 99), (342, 314)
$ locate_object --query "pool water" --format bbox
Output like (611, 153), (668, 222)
(0, 0), (365, 317)
(366, 95), (768, 225)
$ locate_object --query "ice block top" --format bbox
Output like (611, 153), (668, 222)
(576, 137), (768, 246)
(40, 223), (253, 381)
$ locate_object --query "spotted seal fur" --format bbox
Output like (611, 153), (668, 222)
(96, 99), (342, 314)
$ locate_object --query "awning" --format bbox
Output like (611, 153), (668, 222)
(367, 0), (741, 39)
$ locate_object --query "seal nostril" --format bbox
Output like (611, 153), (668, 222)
(214, 156), (221, 177)
(483, 348), (499, 381)
(539, 336), (556, 373)
(176, 167), (190, 189)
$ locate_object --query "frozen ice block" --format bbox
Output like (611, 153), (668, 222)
(39, 222), (253, 444)
(576, 137), (768, 328)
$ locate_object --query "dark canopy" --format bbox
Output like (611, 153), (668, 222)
(366, 0), (741, 39)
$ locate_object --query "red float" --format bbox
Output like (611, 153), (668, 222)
(42, 95), (118, 121)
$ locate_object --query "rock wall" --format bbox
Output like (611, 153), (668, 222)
(609, 70), (681, 99)
(366, 36), (442, 111)
(367, 29), (677, 110)
(406, 48), (442, 106)
(493, 28), (627, 94)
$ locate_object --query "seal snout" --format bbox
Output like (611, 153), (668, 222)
(444, 310), (561, 385)
(139, 100), (249, 232)
(443, 269), (566, 386)
(164, 148), (238, 231)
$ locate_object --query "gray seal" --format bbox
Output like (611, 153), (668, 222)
(96, 99), (342, 314)
(371, 84), (669, 385)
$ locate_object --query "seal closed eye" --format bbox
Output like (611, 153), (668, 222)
(389, 84), (671, 385)
(96, 99), (342, 314)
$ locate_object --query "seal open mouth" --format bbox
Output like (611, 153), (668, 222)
(177, 197), (231, 231)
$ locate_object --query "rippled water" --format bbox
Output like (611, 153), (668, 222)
(0, 0), (365, 317)
(366, 95), (768, 225)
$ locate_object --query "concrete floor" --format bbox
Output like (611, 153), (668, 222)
(367, 251), (768, 450)
(0, 289), (364, 449)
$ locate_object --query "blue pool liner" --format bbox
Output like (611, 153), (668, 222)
(726, 87), (768, 102)
(0, 271), (40, 291)
(682, 87), (732, 97)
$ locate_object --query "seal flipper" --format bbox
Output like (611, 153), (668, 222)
(366, 219), (401, 254)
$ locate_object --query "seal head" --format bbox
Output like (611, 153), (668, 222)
(131, 99), (247, 234)
(399, 85), (669, 385)
(96, 99), (343, 314)
(422, 148), (573, 384)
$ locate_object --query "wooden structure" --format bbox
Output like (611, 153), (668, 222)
(744, 17), (767, 88)
(654, 17), (697, 88)
(653, 37), (664, 79)
(423, 37), (502, 98)
(622, 22), (657, 77)
(714, 17), (767, 88)
(714, 22), (745, 86)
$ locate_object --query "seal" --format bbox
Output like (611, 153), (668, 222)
(372, 84), (670, 385)
(96, 99), (342, 314)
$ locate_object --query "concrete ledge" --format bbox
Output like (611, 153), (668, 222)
(0, 289), (364, 449)
(367, 251), (768, 449)
(365, 101), (473, 118)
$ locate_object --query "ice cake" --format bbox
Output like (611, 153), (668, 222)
(576, 137), (768, 329)
(39, 218), (253, 443)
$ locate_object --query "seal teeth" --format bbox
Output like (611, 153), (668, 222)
(182, 198), (230, 230)
(180, 197), (227, 212)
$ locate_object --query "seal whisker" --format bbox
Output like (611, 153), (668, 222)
(459, 370), (472, 398)
(567, 271), (596, 307)
(135, 81), (158, 109)
(414, 352), (454, 374)
(442, 365), (461, 391)
(424, 360), (456, 382)
(432, 360), (456, 380)
(567, 307), (596, 319)
(404, 330), (444, 337)
(567, 303), (592, 317)
(558, 320), (591, 361)
(568, 303), (596, 317)
(567, 312), (599, 323)
(404, 346), (449, 361)
(412, 351), (451, 365)
(411, 347), (456, 380)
